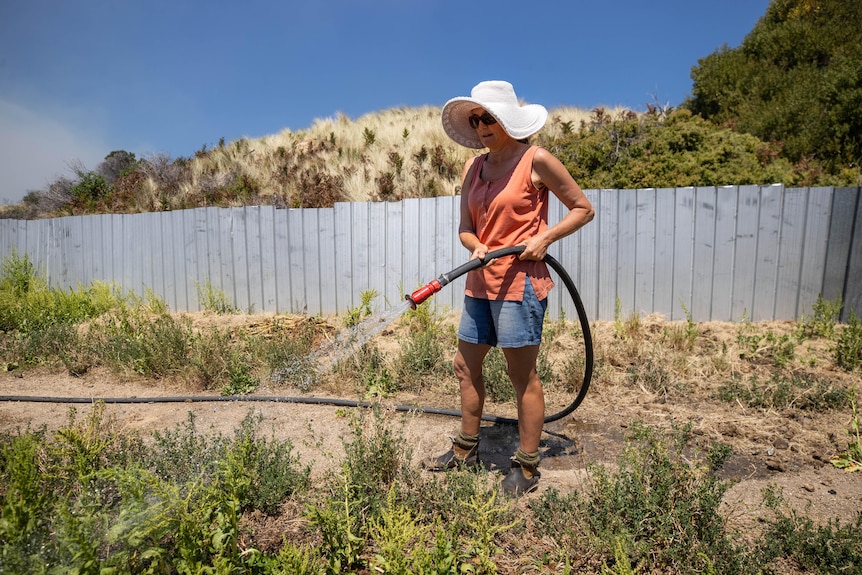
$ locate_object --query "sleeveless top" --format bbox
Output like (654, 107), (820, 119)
(464, 145), (554, 302)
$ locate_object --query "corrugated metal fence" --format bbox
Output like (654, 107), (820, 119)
(2, 185), (860, 322)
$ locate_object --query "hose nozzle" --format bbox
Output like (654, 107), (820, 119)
(405, 280), (442, 309)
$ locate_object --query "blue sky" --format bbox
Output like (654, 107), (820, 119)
(0, 0), (772, 205)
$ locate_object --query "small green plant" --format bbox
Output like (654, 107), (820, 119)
(754, 486), (862, 571)
(736, 326), (796, 368)
(664, 302), (698, 351)
(220, 360), (259, 396)
(88, 305), (193, 378)
(368, 485), (431, 575)
(195, 279), (237, 314)
(343, 289), (379, 328)
(539, 422), (745, 574)
(796, 294), (843, 339)
(613, 299), (642, 341)
(831, 391), (862, 472)
(307, 472), (367, 574)
(834, 311), (862, 371)
(601, 537), (646, 575)
(460, 490), (519, 573)
(717, 373), (848, 411)
(396, 328), (446, 390)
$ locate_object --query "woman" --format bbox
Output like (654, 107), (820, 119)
(424, 81), (594, 495)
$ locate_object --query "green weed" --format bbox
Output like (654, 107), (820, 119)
(195, 278), (238, 314)
(831, 391), (862, 472)
(736, 326), (796, 368)
(344, 289), (379, 328)
(834, 311), (862, 371)
(796, 294), (843, 340)
(754, 486), (862, 571)
(717, 373), (848, 411)
(534, 422), (746, 574)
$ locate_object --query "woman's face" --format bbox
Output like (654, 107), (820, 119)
(470, 107), (508, 148)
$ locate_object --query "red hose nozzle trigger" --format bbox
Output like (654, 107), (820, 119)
(406, 280), (442, 309)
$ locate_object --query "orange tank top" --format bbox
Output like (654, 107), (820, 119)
(464, 146), (554, 301)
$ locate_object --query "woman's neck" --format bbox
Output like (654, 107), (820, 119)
(485, 140), (528, 165)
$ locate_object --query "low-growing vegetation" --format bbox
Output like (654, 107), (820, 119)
(1, 251), (861, 573)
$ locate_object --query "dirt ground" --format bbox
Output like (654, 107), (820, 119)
(1, 312), (861, 541)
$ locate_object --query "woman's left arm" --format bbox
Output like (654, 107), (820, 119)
(521, 147), (595, 260)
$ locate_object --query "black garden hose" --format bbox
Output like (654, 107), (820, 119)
(0, 247), (593, 425)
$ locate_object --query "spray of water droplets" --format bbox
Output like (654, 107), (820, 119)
(271, 299), (414, 386)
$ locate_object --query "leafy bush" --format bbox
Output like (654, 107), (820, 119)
(549, 108), (798, 190)
(717, 373), (848, 411)
(688, 0), (862, 174)
(754, 486), (862, 571)
(835, 311), (862, 372)
(533, 422), (744, 574)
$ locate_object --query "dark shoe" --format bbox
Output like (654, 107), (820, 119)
(422, 439), (480, 471)
(501, 459), (540, 495)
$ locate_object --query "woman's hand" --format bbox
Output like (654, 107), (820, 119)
(519, 236), (550, 261)
(470, 243), (489, 262)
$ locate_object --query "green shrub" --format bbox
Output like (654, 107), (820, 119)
(796, 294), (843, 340)
(737, 326), (796, 368)
(754, 486), (862, 571)
(195, 279), (237, 314)
(835, 311), (862, 372)
(534, 422), (746, 574)
(88, 304), (193, 377)
(717, 373), (848, 411)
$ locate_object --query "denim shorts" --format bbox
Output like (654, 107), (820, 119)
(458, 278), (548, 348)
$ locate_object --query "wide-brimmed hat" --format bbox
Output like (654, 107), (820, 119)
(441, 80), (548, 149)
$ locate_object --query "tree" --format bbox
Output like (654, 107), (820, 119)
(687, 0), (862, 171)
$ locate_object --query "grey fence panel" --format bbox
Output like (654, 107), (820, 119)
(712, 186), (738, 321)
(400, 199), (422, 304)
(653, 188), (676, 319)
(317, 208), (338, 315)
(616, 190), (637, 316)
(692, 187), (717, 322)
(299, 208), (321, 316)
(846, 190), (862, 319)
(49, 218), (66, 288)
(384, 201), (404, 307)
(435, 195), (459, 311)
(671, 188), (695, 322)
(731, 185), (760, 320)
(596, 189), (619, 320)
(824, 188), (860, 320)
(1, 186), (859, 322)
(634, 188), (657, 316)
(797, 188), (833, 318)
(272, 208), (290, 313)
(416, 197), (440, 297)
(775, 187), (809, 319)
(287, 207), (308, 313)
(752, 185), (782, 321)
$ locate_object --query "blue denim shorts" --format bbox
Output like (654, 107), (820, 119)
(457, 278), (548, 348)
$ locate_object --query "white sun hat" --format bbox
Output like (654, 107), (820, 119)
(441, 80), (548, 149)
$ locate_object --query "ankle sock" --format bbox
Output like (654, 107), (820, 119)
(514, 448), (540, 469)
(454, 431), (480, 450)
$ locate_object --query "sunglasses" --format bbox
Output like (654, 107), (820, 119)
(468, 112), (498, 129)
